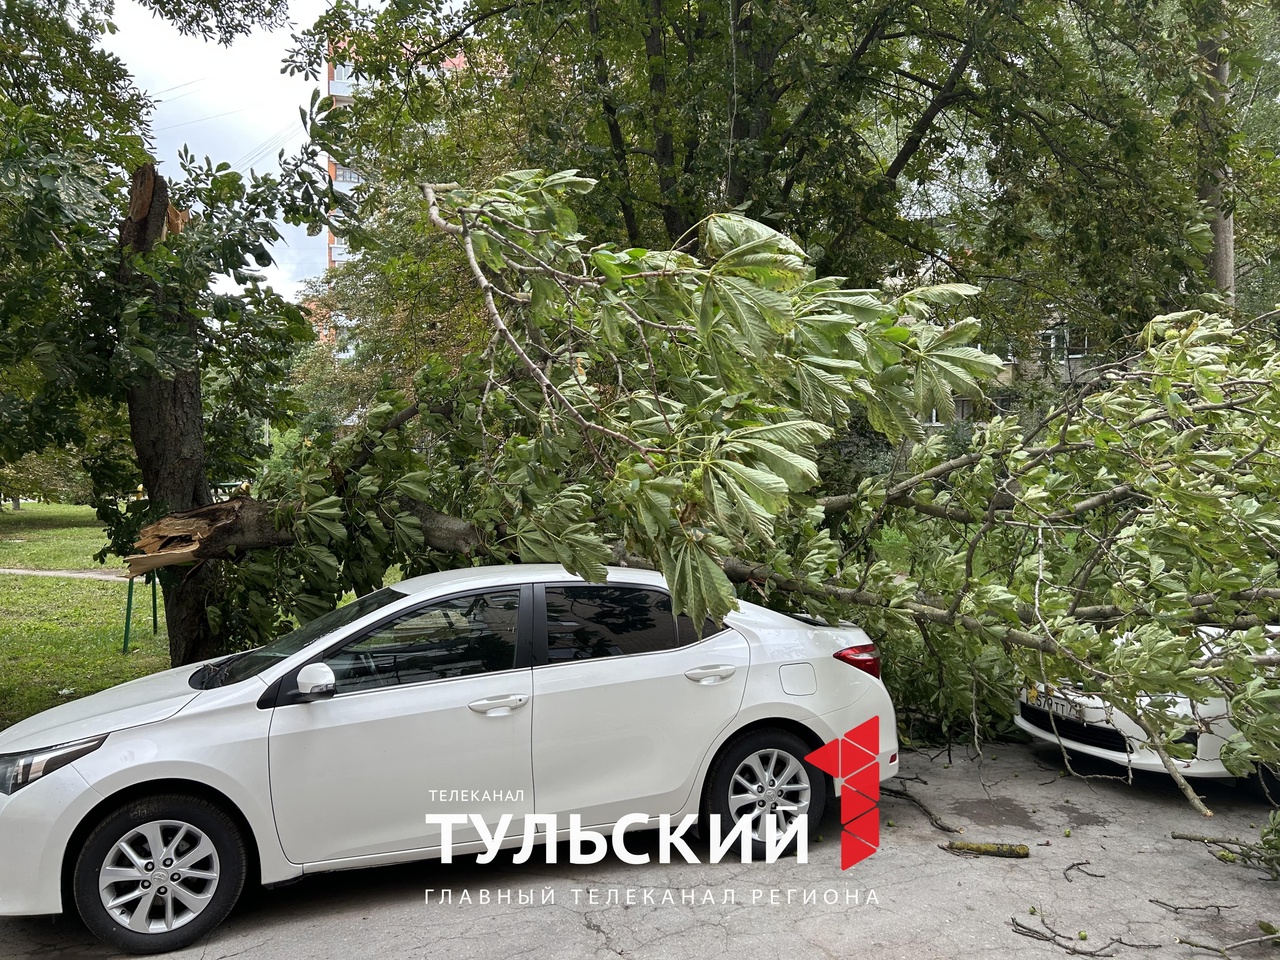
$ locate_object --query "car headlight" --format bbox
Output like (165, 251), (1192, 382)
(0, 735), (108, 795)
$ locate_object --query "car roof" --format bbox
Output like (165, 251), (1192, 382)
(389, 563), (863, 636)
(393, 563), (670, 598)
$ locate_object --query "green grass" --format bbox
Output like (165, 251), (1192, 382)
(0, 503), (414, 731)
(0, 574), (170, 730)
(0, 502), (118, 572)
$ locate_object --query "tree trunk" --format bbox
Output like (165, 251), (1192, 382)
(1198, 35), (1235, 299)
(10, 496), (19, 511)
(119, 164), (217, 666)
(641, 0), (695, 244)
(127, 349), (216, 666)
(587, 0), (640, 245)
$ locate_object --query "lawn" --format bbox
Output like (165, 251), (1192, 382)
(0, 504), (406, 731)
(0, 575), (170, 729)
(0, 504), (169, 730)
(0, 502), (120, 572)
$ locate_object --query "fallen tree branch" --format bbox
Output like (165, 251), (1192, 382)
(1010, 914), (1160, 957)
(127, 497), (1280, 679)
(127, 495), (491, 576)
(1130, 711), (1214, 818)
(1048, 485), (1138, 520)
(1174, 932), (1280, 957)
(942, 840), (1029, 858)
(1064, 860), (1105, 882)
(1149, 900), (1237, 915)
(126, 498), (292, 577)
(422, 183), (657, 463)
(1171, 831), (1280, 880)
(882, 785), (964, 833)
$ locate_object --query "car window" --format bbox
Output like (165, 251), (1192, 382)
(543, 585), (719, 661)
(200, 587), (408, 688)
(676, 612), (725, 645)
(325, 590), (521, 693)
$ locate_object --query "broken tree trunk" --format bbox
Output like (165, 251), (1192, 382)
(118, 163), (220, 666)
(126, 494), (487, 579)
(126, 498), (293, 578)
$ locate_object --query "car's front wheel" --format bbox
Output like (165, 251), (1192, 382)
(72, 794), (247, 955)
(706, 728), (826, 860)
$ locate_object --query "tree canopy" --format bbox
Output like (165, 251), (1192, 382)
(2, 0), (1279, 837)
(1, 0), (315, 660)
(288, 0), (1276, 354)
(129, 173), (1280, 819)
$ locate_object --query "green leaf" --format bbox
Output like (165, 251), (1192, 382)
(659, 534), (737, 626)
(708, 274), (795, 352)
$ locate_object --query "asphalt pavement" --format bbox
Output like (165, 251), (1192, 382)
(2, 742), (1276, 960)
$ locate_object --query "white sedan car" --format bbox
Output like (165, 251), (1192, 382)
(1016, 682), (1234, 777)
(1016, 679), (1277, 796)
(1015, 627), (1278, 793)
(0, 564), (897, 953)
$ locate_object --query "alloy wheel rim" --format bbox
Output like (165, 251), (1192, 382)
(727, 748), (811, 841)
(98, 819), (220, 934)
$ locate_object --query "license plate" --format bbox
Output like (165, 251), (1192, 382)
(1044, 695), (1082, 721)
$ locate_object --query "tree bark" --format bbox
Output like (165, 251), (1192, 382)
(119, 164), (218, 666)
(1198, 35), (1235, 298)
(641, 0), (695, 244)
(587, 0), (640, 246)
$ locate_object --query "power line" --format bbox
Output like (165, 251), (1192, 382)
(155, 106), (255, 132)
(233, 122), (302, 173)
(150, 77), (208, 97)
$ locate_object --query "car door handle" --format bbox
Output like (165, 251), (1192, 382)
(468, 694), (530, 715)
(685, 664), (736, 684)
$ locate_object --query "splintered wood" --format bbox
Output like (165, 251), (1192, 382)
(126, 499), (249, 578)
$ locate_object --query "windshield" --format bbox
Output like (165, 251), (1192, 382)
(194, 587), (408, 689)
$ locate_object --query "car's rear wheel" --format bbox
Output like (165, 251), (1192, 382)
(72, 794), (246, 955)
(706, 729), (825, 860)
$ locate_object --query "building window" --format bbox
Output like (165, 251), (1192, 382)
(1041, 325), (1089, 363)
(1066, 328), (1089, 359)
(925, 398), (974, 425)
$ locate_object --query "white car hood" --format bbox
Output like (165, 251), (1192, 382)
(0, 663), (201, 754)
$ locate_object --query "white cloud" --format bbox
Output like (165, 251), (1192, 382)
(102, 0), (332, 299)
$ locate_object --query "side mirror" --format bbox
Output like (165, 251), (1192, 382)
(296, 662), (337, 702)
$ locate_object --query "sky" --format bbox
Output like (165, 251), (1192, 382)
(103, 0), (332, 299)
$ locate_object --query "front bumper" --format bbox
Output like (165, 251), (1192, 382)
(0, 764), (103, 915)
(1016, 695), (1233, 780)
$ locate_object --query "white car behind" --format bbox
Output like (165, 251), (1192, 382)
(1016, 627), (1277, 792)
(1016, 682), (1235, 778)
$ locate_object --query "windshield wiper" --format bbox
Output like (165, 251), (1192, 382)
(198, 652), (253, 689)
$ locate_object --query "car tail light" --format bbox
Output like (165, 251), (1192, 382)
(834, 642), (880, 678)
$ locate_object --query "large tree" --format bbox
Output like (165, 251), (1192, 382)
(131, 174), (1280, 820)
(287, 0), (1275, 352)
(1, 0), (311, 662)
